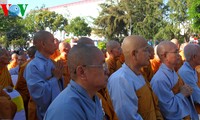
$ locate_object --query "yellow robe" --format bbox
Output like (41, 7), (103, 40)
(97, 88), (118, 120)
(7, 61), (18, 70)
(0, 66), (13, 88)
(55, 55), (70, 88)
(50, 49), (60, 60)
(15, 59), (32, 119)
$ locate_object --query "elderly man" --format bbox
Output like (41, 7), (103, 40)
(76, 37), (118, 120)
(178, 44), (200, 115)
(24, 30), (64, 120)
(151, 41), (198, 119)
(44, 44), (109, 120)
(108, 35), (163, 120)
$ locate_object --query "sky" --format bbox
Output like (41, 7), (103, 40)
(7, 0), (80, 12)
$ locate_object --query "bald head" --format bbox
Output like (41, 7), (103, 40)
(171, 38), (179, 48)
(11, 53), (18, 60)
(33, 30), (53, 48)
(122, 35), (147, 59)
(157, 41), (177, 61)
(184, 44), (200, 62)
(68, 45), (103, 79)
(106, 40), (120, 53)
(77, 37), (94, 45)
(59, 42), (71, 53)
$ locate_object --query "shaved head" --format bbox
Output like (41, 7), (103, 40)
(11, 53), (18, 60)
(77, 37), (94, 45)
(33, 30), (53, 49)
(157, 41), (177, 61)
(0, 48), (6, 57)
(106, 40), (120, 53)
(68, 45), (103, 79)
(171, 38), (179, 48)
(184, 44), (200, 61)
(59, 42), (71, 53)
(122, 35), (147, 60)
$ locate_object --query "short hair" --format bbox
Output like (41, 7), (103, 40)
(106, 40), (120, 53)
(67, 44), (101, 79)
(33, 30), (52, 46)
(184, 43), (200, 61)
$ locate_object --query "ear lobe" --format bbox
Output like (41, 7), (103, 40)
(76, 66), (85, 78)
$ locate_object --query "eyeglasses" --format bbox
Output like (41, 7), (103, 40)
(166, 50), (179, 55)
(74, 63), (108, 74)
(83, 62), (108, 71)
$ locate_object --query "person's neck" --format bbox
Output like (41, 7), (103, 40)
(164, 62), (174, 71)
(126, 62), (141, 75)
(188, 61), (196, 69)
(77, 81), (96, 100)
(39, 51), (50, 59)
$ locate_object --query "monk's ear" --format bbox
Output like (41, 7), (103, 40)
(131, 50), (137, 57)
(76, 66), (86, 79)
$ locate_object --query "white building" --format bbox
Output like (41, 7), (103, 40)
(47, 0), (105, 40)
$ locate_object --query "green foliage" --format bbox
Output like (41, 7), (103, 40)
(188, 0), (200, 31)
(24, 8), (68, 35)
(0, 36), (7, 47)
(97, 41), (107, 50)
(94, 0), (165, 40)
(65, 17), (91, 36)
(0, 9), (29, 48)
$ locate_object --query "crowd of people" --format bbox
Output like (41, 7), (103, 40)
(1, 30), (200, 120)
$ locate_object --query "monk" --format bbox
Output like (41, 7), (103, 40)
(171, 38), (183, 71)
(55, 42), (71, 88)
(106, 40), (122, 76)
(0, 86), (17, 119)
(151, 41), (198, 119)
(77, 37), (118, 120)
(44, 44), (109, 120)
(150, 45), (161, 74)
(15, 46), (37, 120)
(141, 45), (155, 81)
(0, 48), (13, 88)
(24, 31), (64, 120)
(108, 35), (163, 120)
(7, 53), (18, 70)
(50, 38), (60, 60)
(178, 44), (200, 116)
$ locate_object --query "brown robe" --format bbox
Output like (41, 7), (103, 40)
(0, 66), (14, 88)
(171, 75), (191, 119)
(141, 64), (154, 82)
(97, 88), (118, 120)
(15, 59), (32, 119)
(136, 80), (163, 120)
(0, 88), (17, 119)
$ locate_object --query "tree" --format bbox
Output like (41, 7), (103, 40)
(94, 0), (165, 40)
(0, 9), (29, 48)
(24, 7), (68, 36)
(188, 0), (200, 32)
(65, 17), (91, 36)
